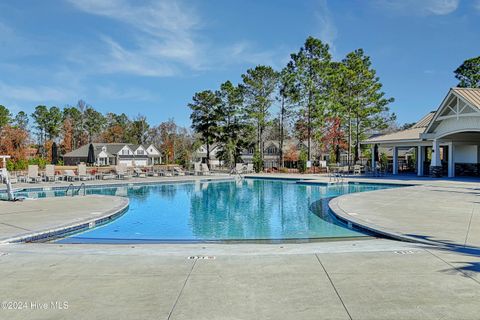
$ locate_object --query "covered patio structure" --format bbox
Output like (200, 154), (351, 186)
(363, 87), (480, 178)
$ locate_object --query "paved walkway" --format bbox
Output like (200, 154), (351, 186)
(0, 195), (128, 243)
(330, 184), (480, 248)
(0, 240), (478, 320)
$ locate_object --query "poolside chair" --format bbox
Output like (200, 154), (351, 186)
(134, 167), (146, 178)
(78, 164), (94, 181)
(146, 167), (158, 177)
(173, 166), (186, 176)
(232, 163), (245, 175)
(44, 164), (57, 182)
(115, 165), (132, 180)
(353, 164), (362, 176)
(201, 163), (211, 175)
(246, 163), (254, 174)
(63, 169), (78, 181)
(27, 165), (41, 183)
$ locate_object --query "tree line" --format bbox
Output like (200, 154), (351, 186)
(188, 36), (395, 170)
(188, 37), (480, 171)
(0, 101), (195, 169)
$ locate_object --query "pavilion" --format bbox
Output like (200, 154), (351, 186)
(363, 87), (480, 177)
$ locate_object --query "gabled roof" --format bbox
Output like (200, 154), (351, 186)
(363, 111), (435, 144)
(451, 87), (480, 109)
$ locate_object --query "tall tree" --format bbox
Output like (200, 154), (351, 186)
(13, 111), (29, 130)
(45, 106), (63, 140)
(277, 66), (299, 167)
(189, 90), (221, 168)
(216, 81), (249, 167)
(128, 115), (149, 145)
(337, 49), (394, 161)
(454, 56), (480, 88)
(84, 107), (106, 142)
(31, 105), (49, 155)
(289, 37), (331, 161)
(241, 65), (279, 168)
(0, 105), (12, 130)
(63, 106), (85, 149)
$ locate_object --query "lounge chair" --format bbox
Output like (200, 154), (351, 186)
(245, 163), (254, 174)
(134, 168), (146, 178)
(353, 165), (362, 175)
(115, 165), (132, 180)
(63, 169), (78, 181)
(232, 163), (245, 174)
(44, 164), (57, 182)
(146, 167), (158, 177)
(173, 166), (185, 176)
(27, 165), (41, 183)
(78, 164), (94, 181)
(201, 163), (211, 175)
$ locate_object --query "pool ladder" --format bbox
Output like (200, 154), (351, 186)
(65, 183), (86, 197)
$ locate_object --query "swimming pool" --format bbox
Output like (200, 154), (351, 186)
(21, 178), (400, 243)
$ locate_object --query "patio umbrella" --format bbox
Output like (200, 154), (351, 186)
(335, 145), (341, 164)
(51, 142), (58, 165)
(87, 143), (95, 165)
(373, 144), (379, 162)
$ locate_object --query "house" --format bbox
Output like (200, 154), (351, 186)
(362, 87), (480, 177)
(194, 139), (328, 168)
(63, 143), (162, 167)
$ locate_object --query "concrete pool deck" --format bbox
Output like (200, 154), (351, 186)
(0, 240), (479, 320)
(329, 184), (480, 248)
(0, 174), (479, 319)
(0, 195), (128, 243)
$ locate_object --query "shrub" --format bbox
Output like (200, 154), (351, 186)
(253, 148), (263, 173)
(298, 149), (308, 173)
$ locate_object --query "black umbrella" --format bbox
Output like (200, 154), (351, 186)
(51, 142), (58, 165)
(335, 145), (341, 164)
(87, 143), (95, 165)
(373, 144), (379, 162)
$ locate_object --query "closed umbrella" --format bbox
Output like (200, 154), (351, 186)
(374, 144), (379, 162)
(335, 145), (341, 164)
(354, 142), (359, 163)
(87, 143), (95, 165)
(51, 142), (58, 165)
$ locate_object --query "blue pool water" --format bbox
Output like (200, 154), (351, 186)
(20, 178), (401, 243)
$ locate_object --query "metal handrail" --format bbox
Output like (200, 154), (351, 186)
(75, 183), (86, 196)
(65, 183), (75, 196)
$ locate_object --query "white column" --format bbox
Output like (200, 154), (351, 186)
(431, 139), (441, 167)
(392, 147), (398, 175)
(417, 146), (424, 176)
(448, 142), (454, 178)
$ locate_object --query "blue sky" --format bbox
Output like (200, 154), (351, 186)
(0, 0), (479, 127)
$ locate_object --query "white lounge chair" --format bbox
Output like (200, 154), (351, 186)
(232, 163), (245, 174)
(27, 165), (41, 183)
(78, 164), (94, 181)
(44, 164), (57, 182)
(63, 169), (78, 181)
(246, 163), (254, 173)
(173, 166), (186, 176)
(134, 168), (146, 178)
(115, 165), (131, 180)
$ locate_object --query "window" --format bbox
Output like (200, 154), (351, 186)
(137, 149), (144, 155)
(266, 146), (278, 155)
(122, 149), (129, 155)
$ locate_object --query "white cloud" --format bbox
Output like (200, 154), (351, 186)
(373, 0), (460, 15)
(0, 82), (76, 103)
(67, 0), (205, 75)
(315, 0), (337, 53)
